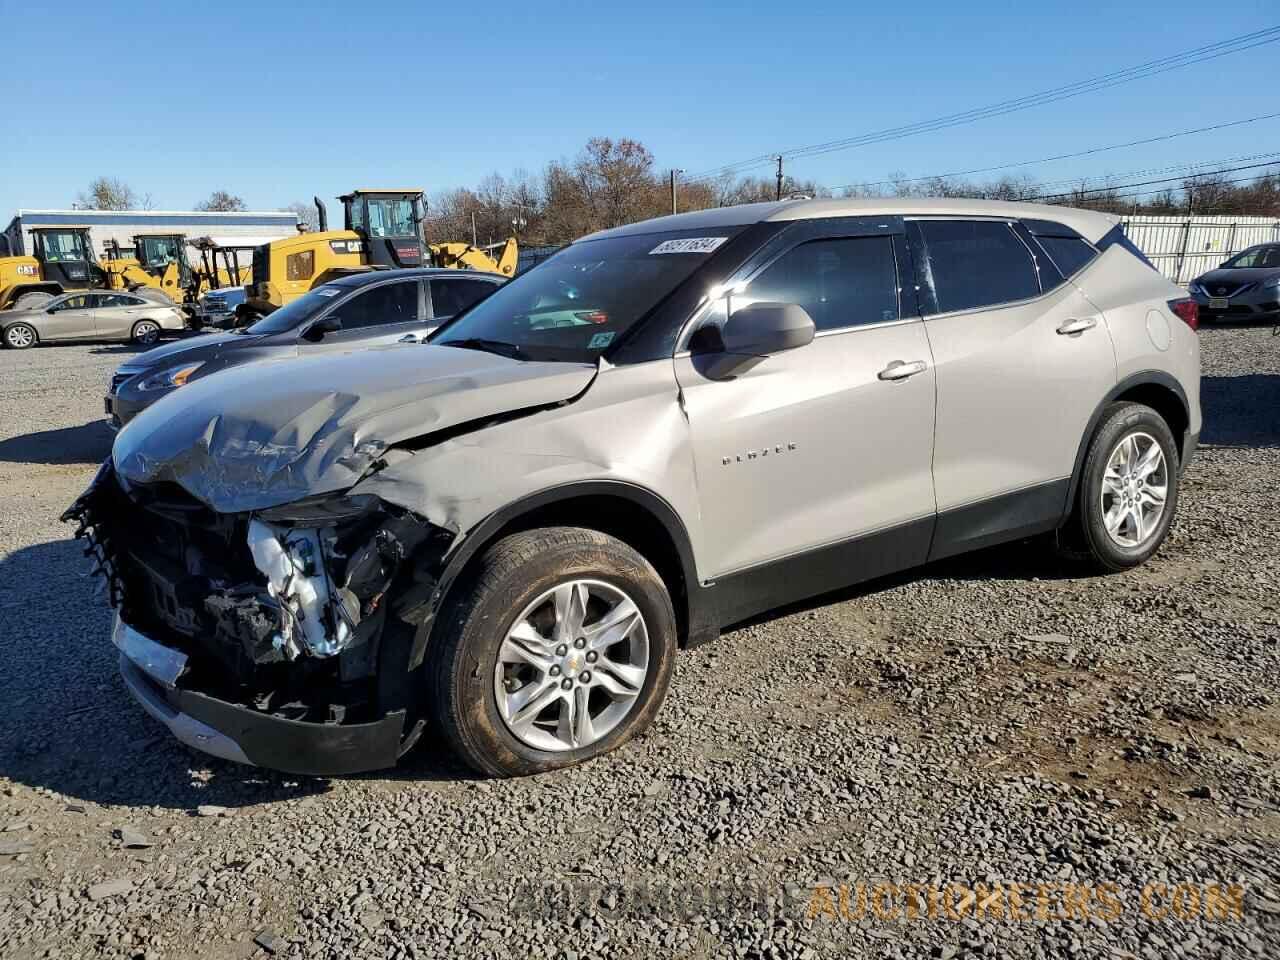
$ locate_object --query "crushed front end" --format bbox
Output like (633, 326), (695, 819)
(63, 461), (452, 775)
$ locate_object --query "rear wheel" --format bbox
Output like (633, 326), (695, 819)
(3, 323), (38, 349)
(131, 320), (161, 345)
(1063, 402), (1180, 572)
(428, 527), (677, 777)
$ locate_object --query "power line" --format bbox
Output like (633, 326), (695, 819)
(826, 112), (1280, 193)
(1045, 171), (1280, 208)
(1031, 160), (1280, 202)
(686, 26), (1280, 183)
(1026, 150), (1280, 193)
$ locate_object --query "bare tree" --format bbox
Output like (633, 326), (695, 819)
(75, 177), (142, 211)
(195, 190), (248, 212)
(282, 201), (319, 231)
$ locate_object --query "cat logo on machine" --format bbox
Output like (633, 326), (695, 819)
(722, 442), (797, 465)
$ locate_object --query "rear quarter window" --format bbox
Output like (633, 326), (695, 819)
(1035, 236), (1098, 278)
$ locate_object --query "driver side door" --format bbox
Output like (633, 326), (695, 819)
(674, 217), (938, 618)
(40, 295), (98, 340)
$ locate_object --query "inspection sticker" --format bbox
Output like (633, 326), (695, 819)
(649, 237), (728, 255)
(588, 331), (615, 348)
(315, 287), (343, 297)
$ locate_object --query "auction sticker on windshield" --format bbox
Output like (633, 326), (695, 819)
(649, 237), (728, 255)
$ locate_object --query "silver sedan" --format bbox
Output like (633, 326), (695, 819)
(1, 291), (186, 349)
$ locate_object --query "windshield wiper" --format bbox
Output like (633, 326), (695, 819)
(439, 338), (526, 360)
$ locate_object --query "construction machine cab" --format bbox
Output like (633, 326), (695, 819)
(32, 228), (108, 292)
(133, 234), (195, 292)
(338, 190), (427, 269)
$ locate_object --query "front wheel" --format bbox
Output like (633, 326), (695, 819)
(428, 527), (677, 777)
(3, 322), (38, 349)
(1065, 402), (1180, 572)
(131, 320), (161, 345)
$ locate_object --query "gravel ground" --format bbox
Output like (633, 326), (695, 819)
(0, 325), (1278, 959)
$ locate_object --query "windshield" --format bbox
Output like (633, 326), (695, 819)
(1221, 246), (1280, 269)
(244, 284), (346, 335)
(430, 229), (741, 362)
(40, 231), (90, 263)
(138, 236), (183, 268)
(365, 198), (415, 238)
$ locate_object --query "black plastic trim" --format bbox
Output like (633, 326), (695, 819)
(1063, 371), (1191, 515)
(173, 687), (406, 776)
(707, 516), (935, 629)
(417, 480), (714, 664)
(928, 479), (1069, 562)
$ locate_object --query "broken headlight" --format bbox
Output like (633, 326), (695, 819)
(257, 492), (379, 525)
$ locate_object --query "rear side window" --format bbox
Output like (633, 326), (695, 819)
(1096, 224), (1156, 271)
(1036, 237), (1098, 277)
(336, 281), (419, 330)
(744, 236), (899, 332)
(916, 220), (1039, 314)
(430, 278), (497, 318)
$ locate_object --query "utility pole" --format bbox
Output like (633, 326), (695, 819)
(471, 212), (478, 248)
(775, 156), (784, 200)
(670, 169), (684, 215)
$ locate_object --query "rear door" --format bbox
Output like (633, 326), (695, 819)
(908, 218), (1117, 558)
(675, 216), (937, 585)
(92, 294), (135, 337)
(304, 278), (423, 354)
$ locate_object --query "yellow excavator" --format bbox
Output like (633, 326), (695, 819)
(240, 189), (518, 318)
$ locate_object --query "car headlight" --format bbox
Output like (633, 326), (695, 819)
(137, 362), (204, 391)
(1187, 281), (1202, 294)
(1263, 276), (1280, 290)
(257, 492), (380, 525)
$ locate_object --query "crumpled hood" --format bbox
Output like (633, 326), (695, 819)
(122, 330), (265, 369)
(112, 344), (597, 513)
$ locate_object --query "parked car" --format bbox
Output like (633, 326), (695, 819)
(1188, 243), (1280, 323)
(65, 198), (1200, 779)
(2, 291), (185, 349)
(104, 268), (504, 427)
(195, 285), (248, 329)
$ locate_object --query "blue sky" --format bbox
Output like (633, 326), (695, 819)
(3, 0), (1277, 217)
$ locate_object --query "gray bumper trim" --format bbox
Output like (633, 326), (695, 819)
(119, 655), (253, 766)
(112, 615), (188, 688)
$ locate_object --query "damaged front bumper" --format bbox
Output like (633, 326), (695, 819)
(64, 461), (450, 777)
(113, 616), (406, 775)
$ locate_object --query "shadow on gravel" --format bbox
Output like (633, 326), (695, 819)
(0, 536), (476, 810)
(1199, 373), (1280, 448)
(0, 420), (113, 465)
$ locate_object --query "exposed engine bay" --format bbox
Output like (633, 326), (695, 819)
(63, 460), (452, 739)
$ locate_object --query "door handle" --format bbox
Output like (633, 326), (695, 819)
(1056, 316), (1098, 335)
(877, 359), (928, 381)
(398, 333), (422, 343)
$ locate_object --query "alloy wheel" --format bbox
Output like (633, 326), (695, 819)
(494, 579), (650, 752)
(133, 322), (160, 344)
(6, 326), (34, 348)
(1100, 431), (1167, 548)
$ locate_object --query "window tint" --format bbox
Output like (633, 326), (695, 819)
(430, 278), (496, 318)
(1096, 224), (1156, 271)
(55, 295), (91, 311)
(1035, 236), (1098, 277)
(918, 220), (1040, 314)
(743, 236), (899, 332)
(335, 281), (418, 330)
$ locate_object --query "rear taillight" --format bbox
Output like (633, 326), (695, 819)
(575, 310), (609, 324)
(1168, 298), (1198, 331)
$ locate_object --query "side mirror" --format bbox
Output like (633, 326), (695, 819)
(302, 315), (342, 342)
(693, 301), (814, 378)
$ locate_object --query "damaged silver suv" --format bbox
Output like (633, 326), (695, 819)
(65, 199), (1201, 778)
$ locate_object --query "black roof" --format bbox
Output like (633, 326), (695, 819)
(327, 268), (505, 288)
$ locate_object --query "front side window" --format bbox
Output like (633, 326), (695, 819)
(432, 228), (747, 363)
(334, 281), (419, 330)
(917, 220), (1040, 314)
(740, 236), (899, 332)
(365, 198), (415, 238)
(430, 278), (498, 318)
(243, 284), (346, 336)
(53, 295), (90, 311)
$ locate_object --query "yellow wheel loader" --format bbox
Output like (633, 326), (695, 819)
(104, 234), (253, 307)
(240, 190), (518, 319)
(0, 226), (113, 310)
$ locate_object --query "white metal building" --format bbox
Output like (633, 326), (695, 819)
(0, 208), (300, 262)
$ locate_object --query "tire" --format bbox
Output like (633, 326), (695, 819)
(1063, 402), (1180, 572)
(428, 527), (677, 777)
(131, 320), (161, 345)
(12, 291), (53, 311)
(3, 322), (38, 350)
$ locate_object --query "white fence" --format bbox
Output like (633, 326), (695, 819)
(1119, 214), (1280, 284)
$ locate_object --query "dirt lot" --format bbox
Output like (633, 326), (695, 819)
(1, 325), (1278, 959)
